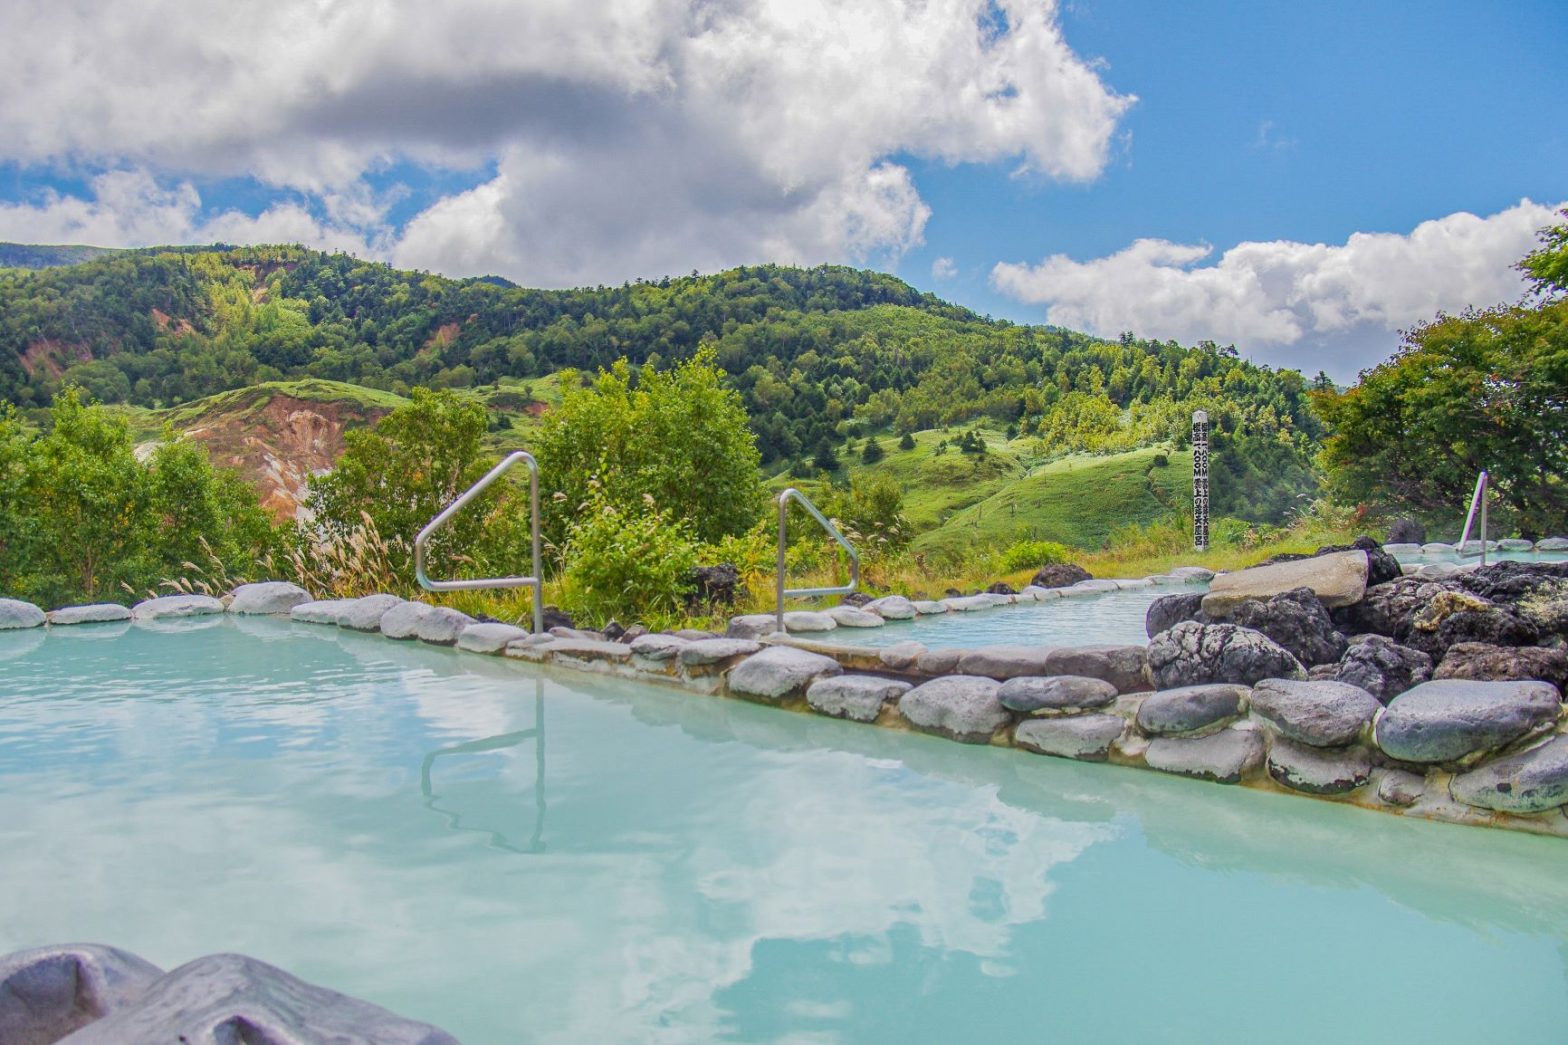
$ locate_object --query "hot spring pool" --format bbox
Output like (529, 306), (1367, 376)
(824, 588), (1174, 649)
(2, 618), (1566, 1043)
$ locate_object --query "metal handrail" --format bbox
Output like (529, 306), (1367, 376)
(776, 487), (860, 634)
(415, 450), (544, 633)
(1457, 470), (1489, 565)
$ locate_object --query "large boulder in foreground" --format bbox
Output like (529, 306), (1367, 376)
(1374, 679), (1561, 764)
(1449, 735), (1568, 814)
(57, 952), (457, 1045)
(1201, 550), (1368, 617)
(0, 943), (163, 1043)
(899, 676), (1010, 743)
(726, 646), (842, 702)
(1148, 621), (1305, 689)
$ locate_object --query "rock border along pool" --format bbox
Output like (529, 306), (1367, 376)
(4, 538), (1568, 840)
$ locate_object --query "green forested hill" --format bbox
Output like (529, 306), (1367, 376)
(0, 243), (1325, 523)
(0, 242), (119, 270)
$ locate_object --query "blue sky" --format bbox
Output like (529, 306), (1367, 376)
(0, 0), (1562, 378)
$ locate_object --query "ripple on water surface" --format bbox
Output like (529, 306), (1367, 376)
(0, 617), (1565, 1043)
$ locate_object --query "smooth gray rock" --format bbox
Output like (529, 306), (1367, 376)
(0, 598), (47, 630)
(0, 943), (163, 1044)
(1114, 577), (1155, 590)
(726, 614), (780, 640)
(1070, 579), (1122, 594)
(1377, 769), (1427, 807)
(1014, 714), (1125, 761)
(337, 593), (405, 631)
(1435, 642), (1568, 689)
(878, 640), (927, 671)
(1498, 539), (1535, 552)
(1267, 739), (1373, 795)
(864, 595), (917, 619)
(1375, 679), (1563, 763)
(227, 581), (310, 615)
(59, 952), (457, 1045)
(727, 646), (842, 702)
(807, 675), (910, 721)
(46, 603), (130, 626)
(673, 628), (719, 640)
(1333, 635), (1432, 704)
(677, 637), (762, 667)
(1169, 565), (1216, 583)
(1202, 550), (1368, 615)
(1019, 586), (1063, 601)
(1045, 645), (1153, 693)
(1449, 735), (1568, 813)
(782, 610), (837, 632)
(956, 645), (1053, 679)
(378, 601), (438, 640)
(1382, 543), (1423, 556)
(131, 594), (224, 620)
(915, 648), (963, 675)
(1536, 537), (1568, 551)
(289, 599), (353, 625)
(1421, 543), (1456, 555)
(998, 675), (1118, 714)
(941, 595), (990, 612)
(629, 633), (690, 661)
(1249, 678), (1381, 748)
(827, 605), (884, 628)
(1136, 684), (1248, 736)
(1145, 728), (1266, 784)
(414, 607), (474, 645)
(548, 639), (633, 662)
(899, 676), (1010, 743)
(1148, 621), (1305, 688)
(911, 600), (948, 615)
(456, 622), (531, 654)
(550, 626), (604, 641)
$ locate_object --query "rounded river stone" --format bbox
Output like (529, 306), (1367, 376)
(1266, 738), (1373, 795)
(782, 610), (836, 632)
(45, 603), (130, 626)
(1014, 714), (1125, 761)
(338, 593), (405, 631)
(1374, 679), (1562, 764)
(898, 675), (1010, 744)
(226, 581), (310, 615)
(1135, 684), (1248, 736)
(131, 594), (224, 620)
(997, 675), (1118, 714)
(1144, 728), (1265, 784)
(0, 598), (47, 629)
(1249, 678), (1381, 748)
(1449, 734), (1568, 813)
(727, 646), (842, 702)
(806, 675), (910, 721)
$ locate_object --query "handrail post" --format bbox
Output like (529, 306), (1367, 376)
(415, 450), (545, 633)
(776, 488), (860, 634)
(1457, 470), (1489, 564)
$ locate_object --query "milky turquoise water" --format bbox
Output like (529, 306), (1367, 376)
(826, 589), (1171, 648)
(1, 618), (1566, 1043)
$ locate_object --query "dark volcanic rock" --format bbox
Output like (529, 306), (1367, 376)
(986, 581), (1018, 595)
(1457, 561), (1568, 636)
(1145, 592), (1206, 639)
(1030, 563), (1092, 589)
(686, 562), (740, 608)
(1333, 635), (1433, 703)
(1387, 518), (1427, 545)
(1216, 587), (1347, 667)
(1402, 594), (1541, 660)
(840, 591), (874, 607)
(541, 604), (576, 631)
(1332, 576), (1463, 641)
(1147, 621), (1306, 689)
(1435, 642), (1568, 689)
(1374, 679), (1562, 764)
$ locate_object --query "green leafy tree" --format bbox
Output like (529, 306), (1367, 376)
(561, 485), (699, 626)
(1521, 206), (1568, 297)
(1315, 300), (1568, 534)
(820, 473), (911, 550)
(305, 387), (526, 583)
(534, 350), (764, 548)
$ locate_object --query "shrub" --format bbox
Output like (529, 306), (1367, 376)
(898, 431), (916, 451)
(1152, 453), (1169, 467)
(561, 488), (698, 627)
(996, 539), (1072, 574)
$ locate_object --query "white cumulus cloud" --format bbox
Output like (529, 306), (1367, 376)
(932, 256), (959, 279)
(0, 0), (1132, 285)
(991, 199), (1565, 377)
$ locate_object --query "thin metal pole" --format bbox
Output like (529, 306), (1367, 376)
(1479, 474), (1488, 567)
(776, 496), (789, 634)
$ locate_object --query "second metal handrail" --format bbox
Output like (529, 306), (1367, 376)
(1457, 470), (1489, 565)
(415, 450), (544, 633)
(776, 487), (859, 634)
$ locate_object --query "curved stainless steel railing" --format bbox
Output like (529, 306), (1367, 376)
(776, 487), (859, 634)
(415, 450), (544, 633)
